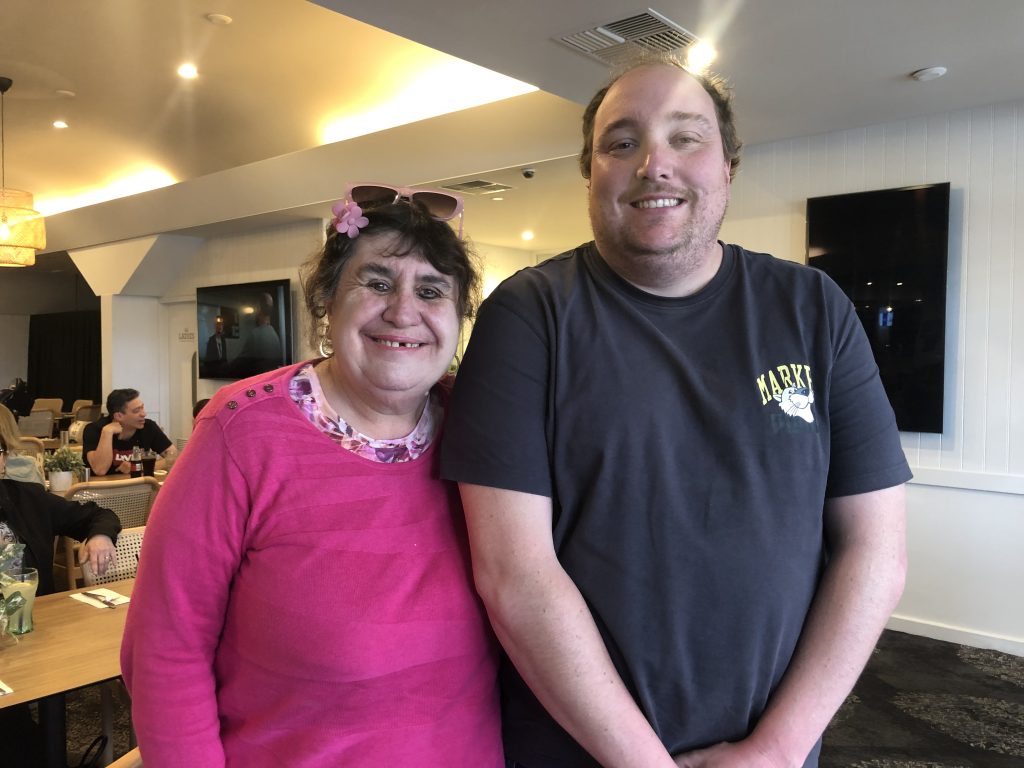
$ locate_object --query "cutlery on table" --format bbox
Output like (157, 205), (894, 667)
(81, 591), (118, 609)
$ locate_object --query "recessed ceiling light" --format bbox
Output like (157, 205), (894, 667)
(53, 120), (69, 129)
(686, 40), (717, 73)
(910, 66), (947, 82)
(55, 89), (76, 98)
(177, 63), (199, 79)
(491, 197), (504, 202)
(205, 13), (233, 25)
(521, 230), (535, 241)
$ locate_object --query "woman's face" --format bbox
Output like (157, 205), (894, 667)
(325, 233), (461, 413)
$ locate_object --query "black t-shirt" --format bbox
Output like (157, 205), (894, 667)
(441, 242), (912, 766)
(82, 417), (172, 475)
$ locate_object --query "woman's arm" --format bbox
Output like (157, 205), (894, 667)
(120, 416), (250, 767)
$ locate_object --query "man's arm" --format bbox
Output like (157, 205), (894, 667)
(86, 422), (127, 475)
(675, 484), (907, 768)
(157, 443), (178, 470)
(460, 483), (676, 768)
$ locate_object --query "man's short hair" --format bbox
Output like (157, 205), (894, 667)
(106, 388), (140, 416)
(578, 52), (743, 181)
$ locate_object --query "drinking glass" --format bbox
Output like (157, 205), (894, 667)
(5, 567), (39, 634)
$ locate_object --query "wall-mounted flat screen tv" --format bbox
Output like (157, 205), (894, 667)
(196, 279), (293, 380)
(806, 182), (950, 433)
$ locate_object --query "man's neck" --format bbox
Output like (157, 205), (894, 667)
(597, 240), (724, 298)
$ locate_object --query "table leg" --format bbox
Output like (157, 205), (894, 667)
(37, 693), (67, 768)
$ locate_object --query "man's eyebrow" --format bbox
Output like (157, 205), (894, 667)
(599, 112), (715, 136)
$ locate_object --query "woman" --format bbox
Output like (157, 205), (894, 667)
(0, 423), (121, 768)
(121, 188), (501, 767)
(0, 416), (120, 592)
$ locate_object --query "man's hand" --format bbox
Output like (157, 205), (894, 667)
(115, 460), (131, 474)
(674, 740), (786, 768)
(81, 535), (117, 576)
(102, 421), (123, 438)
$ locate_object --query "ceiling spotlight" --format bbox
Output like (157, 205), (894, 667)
(686, 40), (717, 73)
(55, 89), (76, 98)
(910, 66), (947, 82)
(521, 230), (535, 242)
(491, 197), (504, 201)
(205, 13), (233, 25)
(177, 63), (199, 80)
(53, 120), (69, 129)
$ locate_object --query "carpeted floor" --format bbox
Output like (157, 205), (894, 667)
(62, 629), (1022, 766)
(821, 631), (1024, 767)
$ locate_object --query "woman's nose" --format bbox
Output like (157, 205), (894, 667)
(382, 290), (419, 325)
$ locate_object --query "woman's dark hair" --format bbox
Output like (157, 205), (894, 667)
(300, 199), (480, 350)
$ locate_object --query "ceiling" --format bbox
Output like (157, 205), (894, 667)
(4, 0), (1024, 273)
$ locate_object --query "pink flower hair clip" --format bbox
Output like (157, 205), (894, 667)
(331, 200), (369, 239)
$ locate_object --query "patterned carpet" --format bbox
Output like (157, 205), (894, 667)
(821, 630), (1024, 767)
(61, 629), (1023, 766)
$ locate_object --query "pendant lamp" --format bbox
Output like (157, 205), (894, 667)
(0, 77), (46, 267)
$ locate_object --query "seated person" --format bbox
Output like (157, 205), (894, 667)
(0, 404), (43, 485)
(0, 430), (122, 767)
(83, 388), (177, 476)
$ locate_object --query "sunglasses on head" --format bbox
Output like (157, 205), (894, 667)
(344, 183), (465, 237)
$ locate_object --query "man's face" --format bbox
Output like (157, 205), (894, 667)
(115, 398), (147, 430)
(587, 65), (732, 288)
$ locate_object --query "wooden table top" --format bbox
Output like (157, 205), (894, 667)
(0, 578), (134, 707)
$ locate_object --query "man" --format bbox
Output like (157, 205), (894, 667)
(203, 317), (229, 376)
(83, 388), (177, 476)
(441, 55), (910, 768)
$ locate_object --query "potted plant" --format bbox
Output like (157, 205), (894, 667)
(44, 446), (86, 492)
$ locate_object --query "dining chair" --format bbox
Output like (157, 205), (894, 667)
(17, 409), (54, 438)
(74, 403), (102, 423)
(78, 527), (145, 768)
(79, 525), (145, 586)
(69, 398), (93, 415)
(62, 479), (159, 588)
(31, 397), (64, 421)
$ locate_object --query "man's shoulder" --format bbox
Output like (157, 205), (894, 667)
(728, 243), (841, 295)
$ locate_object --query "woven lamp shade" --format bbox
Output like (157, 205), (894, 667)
(0, 188), (46, 267)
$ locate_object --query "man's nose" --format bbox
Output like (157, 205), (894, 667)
(637, 144), (672, 180)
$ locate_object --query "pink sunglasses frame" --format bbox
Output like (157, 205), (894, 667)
(344, 182), (464, 237)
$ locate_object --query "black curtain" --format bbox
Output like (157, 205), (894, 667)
(26, 310), (102, 411)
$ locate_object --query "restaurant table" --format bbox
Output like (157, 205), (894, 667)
(0, 578), (134, 767)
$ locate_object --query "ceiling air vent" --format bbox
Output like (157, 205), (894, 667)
(557, 9), (697, 67)
(441, 180), (513, 195)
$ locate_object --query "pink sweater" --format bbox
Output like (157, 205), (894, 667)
(121, 363), (502, 767)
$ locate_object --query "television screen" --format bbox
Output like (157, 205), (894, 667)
(806, 183), (950, 433)
(196, 279), (293, 380)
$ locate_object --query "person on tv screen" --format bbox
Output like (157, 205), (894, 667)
(202, 317), (229, 377)
(122, 185), (501, 766)
(82, 389), (176, 476)
(441, 53), (910, 767)
(229, 292), (284, 377)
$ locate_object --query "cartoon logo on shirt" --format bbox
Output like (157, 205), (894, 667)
(774, 386), (815, 423)
(755, 364), (816, 427)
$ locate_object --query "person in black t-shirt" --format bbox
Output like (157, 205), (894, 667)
(82, 388), (176, 476)
(442, 54), (910, 768)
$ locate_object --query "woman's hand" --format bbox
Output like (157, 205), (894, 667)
(81, 534), (117, 576)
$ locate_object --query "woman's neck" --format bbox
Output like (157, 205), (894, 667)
(314, 359), (427, 440)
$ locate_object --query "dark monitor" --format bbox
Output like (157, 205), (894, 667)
(806, 183), (950, 434)
(196, 279), (293, 380)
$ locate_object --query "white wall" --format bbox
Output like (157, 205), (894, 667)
(161, 220), (323, 441)
(720, 100), (1024, 654)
